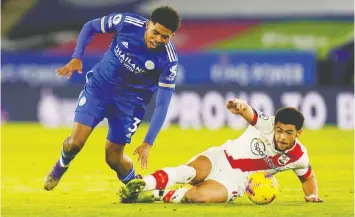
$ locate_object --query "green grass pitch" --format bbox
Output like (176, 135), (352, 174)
(1, 123), (354, 217)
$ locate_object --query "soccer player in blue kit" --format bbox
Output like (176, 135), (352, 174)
(44, 6), (181, 191)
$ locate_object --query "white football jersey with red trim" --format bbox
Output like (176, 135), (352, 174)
(221, 110), (312, 179)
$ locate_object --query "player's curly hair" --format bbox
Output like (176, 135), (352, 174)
(151, 6), (181, 32)
(275, 107), (304, 130)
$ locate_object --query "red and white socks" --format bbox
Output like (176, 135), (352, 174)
(161, 187), (189, 203)
(143, 165), (196, 191)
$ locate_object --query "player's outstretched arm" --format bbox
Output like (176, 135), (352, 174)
(226, 99), (255, 125)
(56, 18), (102, 79)
(133, 87), (174, 169)
(299, 171), (324, 202)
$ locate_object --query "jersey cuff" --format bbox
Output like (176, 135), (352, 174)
(250, 108), (258, 126)
(298, 166), (312, 182)
(101, 16), (106, 33)
(158, 82), (175, 88)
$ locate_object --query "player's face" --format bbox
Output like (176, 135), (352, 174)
(145, 21), (174, 49)
(274, 122), (302, 151)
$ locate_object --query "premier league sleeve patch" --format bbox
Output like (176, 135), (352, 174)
(258, 112), (269, 120)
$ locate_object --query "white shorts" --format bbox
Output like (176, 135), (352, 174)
(188, 146), (248, 201)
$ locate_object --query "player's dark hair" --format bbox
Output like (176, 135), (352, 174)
(275, 107), (304, 130)
(151, 6), (181, 32)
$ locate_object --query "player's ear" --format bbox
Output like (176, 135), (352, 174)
(296, 129), (302, 138)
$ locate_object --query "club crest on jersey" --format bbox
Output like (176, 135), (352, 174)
(114, 45), (146, 74)
(78, 96), (86, 106)
(277, 154), (290, 165)
(166, 64), (177, 81)
(145, 60), (155, 70)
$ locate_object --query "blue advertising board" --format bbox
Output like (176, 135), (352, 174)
(2, 51), (316, 86)
(178, 51), (316, 86)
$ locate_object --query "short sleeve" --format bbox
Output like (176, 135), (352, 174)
(293, 153), (312, 179)
(158, 41), (178, 89)
(252, 109), (275, 134)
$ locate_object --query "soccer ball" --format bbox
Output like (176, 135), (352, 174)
(245, 171), (279, 205)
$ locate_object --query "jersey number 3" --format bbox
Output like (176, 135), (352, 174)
(128, 117), (141, 133)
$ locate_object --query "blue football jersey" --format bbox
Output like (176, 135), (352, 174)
(86, 13), (178, 105)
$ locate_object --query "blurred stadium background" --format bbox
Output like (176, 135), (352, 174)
(1, 0), (354, 129)
(1, 0), (354, 216)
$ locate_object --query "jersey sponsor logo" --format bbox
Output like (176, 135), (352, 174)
(166, 64), (177, 81)
(225, 143), (304, 172)
(114, 45), (147, 74)
(145, 60), (155, 70)
(278, 154), (291, 165)
(250, 138), (266, 156)
(250, 138), (282, 172)
(121, 41), (128, 48)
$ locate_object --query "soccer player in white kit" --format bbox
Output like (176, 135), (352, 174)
(120, 98), (324, 203)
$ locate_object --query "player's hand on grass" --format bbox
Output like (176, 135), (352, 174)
(133, 142), (151, 169)
(226, 99), (246, 115)
(304, 194), (324, 203)
(56, 58), (83, 79)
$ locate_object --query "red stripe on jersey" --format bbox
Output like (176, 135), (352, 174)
(151, 170), (169, 190)
(224, 143), (304, 172)
(163, 190), (176, 203)
(287, 143), (304, 159)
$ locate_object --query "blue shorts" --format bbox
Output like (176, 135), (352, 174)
(74, 89), (146, 145)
